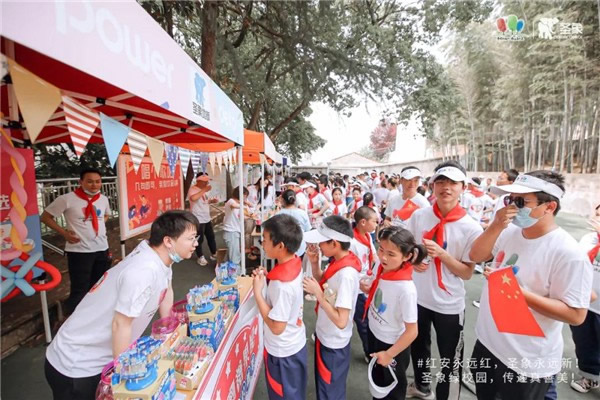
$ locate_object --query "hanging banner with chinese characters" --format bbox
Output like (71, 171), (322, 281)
(117, 154), (183, 240)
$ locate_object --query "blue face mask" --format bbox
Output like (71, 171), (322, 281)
(168, 246), (183, 264)
(512, 206), (541, 228)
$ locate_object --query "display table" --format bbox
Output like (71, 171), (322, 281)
(177, 276), (263, 400)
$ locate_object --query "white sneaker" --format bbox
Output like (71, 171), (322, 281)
(570, 377), (599, 393)
(209, 254), (216, 260)
(472, 300), (480, 308)
(197, 256), (208, 266)
(474, 264), (484, 274)
(406, 381), (435, 399)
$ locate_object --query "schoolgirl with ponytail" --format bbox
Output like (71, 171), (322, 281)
(361, 226), (426, 400)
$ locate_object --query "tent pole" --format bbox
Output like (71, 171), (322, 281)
(238, 145), (245, 275)
(260, 158), (265, 268)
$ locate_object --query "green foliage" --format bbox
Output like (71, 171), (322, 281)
(35, 143), (114, 179)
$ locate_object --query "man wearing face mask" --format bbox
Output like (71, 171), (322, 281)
(41, 168), (111, 314)
(44, 210), (199, 400)
(469, 170), (593, 400)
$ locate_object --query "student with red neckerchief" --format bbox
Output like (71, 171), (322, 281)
(361, 226), (427, 400)
(302, 180), (330, 228)
(348, 187), (363, 219)
(41, 168), (111, 315)
(405, 160), (483, 400)
(253, 214), (307, 400)
(318, 174), (333, 202)
(384, 166), (430, 229)
(349, 206), (379, 364)
(328, 187), (348, 217)
(303, 216), (361, 400)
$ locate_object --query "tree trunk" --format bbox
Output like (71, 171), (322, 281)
(247, 101), (262, 130)
(201, 1), (219, 79)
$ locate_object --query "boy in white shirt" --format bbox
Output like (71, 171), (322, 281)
(405, 161), (483, 400)
(44, 211), (199, 400)
(350, 206), (379, 363)
(223, 186), (250, 266)
(469, 170), (593, 400)
(303, 216), (362, 400)
(384, 166), (430, 229)
(253, 214), (307, 400)
(41, 168), (111, 314)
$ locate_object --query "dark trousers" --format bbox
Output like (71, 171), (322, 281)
(410, 305), (464, 400)
(471, 340), (551, 400)
(353, 293), (370, 357)
(194, 221), (217, 259)
(368, 329), (411, 400)
(65, 250), (110, 314)
(45, 358), (101, 400)
(570, 309), (600, 378)
(315, 336), (351, 400)
(264, 345), (307, 400)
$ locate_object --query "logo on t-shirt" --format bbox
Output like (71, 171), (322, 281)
(89, 271), (108, 293)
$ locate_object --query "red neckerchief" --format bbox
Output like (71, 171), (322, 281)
(333, 199), (343, 215)
(368, 202), (374, 207)
(267, 256), (302, 282)
(363, 262), (413, 320)
(315, 252), (362, 313)
(422, 202), (466, 294)
(308, 191), (320, 214)
(470, 188), (484, 198)
(353, 228), (373, 270)
(74, 187), (100, 236)
(588, 233), (600, 264)
(393, 198), (419, 221)
(351, 200), (360, 213)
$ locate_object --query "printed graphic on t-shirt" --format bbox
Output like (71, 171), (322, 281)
(369, 288), (389, 323)
(296, 304), (304, 327)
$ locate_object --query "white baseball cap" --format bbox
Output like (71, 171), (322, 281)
(490, 174), (564, 199)
(428, 166), (467, 184)
(368, 357), (398, 398)
(304, 222), (354, 243)
(401, 168), (422, 180)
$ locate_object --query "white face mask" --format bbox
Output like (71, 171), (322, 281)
(83, 189), (100, 196)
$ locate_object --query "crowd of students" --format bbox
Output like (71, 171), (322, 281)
(244, 161), (598, 400)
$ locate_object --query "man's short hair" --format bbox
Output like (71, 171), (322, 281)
(262, 214), (302, 254)
(149, 210), (200, 246)
(504, 168), (519, 183)
(526, 170), (565, 215)
(298, 172), (312, 181)
(322, 215), (353, 251)
(354, 206), (377, 224)
(80, 167), (101, 180)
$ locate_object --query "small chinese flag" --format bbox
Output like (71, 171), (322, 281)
(393, 199), (419, 221)
(488, 268), (545, 337)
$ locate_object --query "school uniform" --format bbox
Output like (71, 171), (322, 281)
(366, 263), (418, 400)
(264, 256), (308, 400)
(321, 187), (333, 202)
(384, 194), (430, 228)
(307, 192), (328, 228)
(223, 198), (244, 265)
(294, 189), (309, 211)
(461, 190), (485, 223)
(472, 224), (593, 399)
(44, 189), (111, 314)
(350, 230), (377, 358)
(45, 240), (171, 400)
(314, 252), (361, 400)
(187, 185), (217, 259)
(406, 204), (483, 400)
(329, 200), (348, 218)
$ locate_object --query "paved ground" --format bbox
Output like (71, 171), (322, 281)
(2, 213), (599, 399)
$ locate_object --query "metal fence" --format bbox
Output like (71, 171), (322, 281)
(37, 177), (119, 236)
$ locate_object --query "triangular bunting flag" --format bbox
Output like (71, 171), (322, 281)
(191, 152), (201, 175)
(100, 113), (129, 168)
(200, 152), (208, 174)
(216, 152), (224, 172)
(208, 152), (216, 174)
(127, 129), (147, 173)
(7, 59), (61, 142)
(165, 144), (179, 177)
(259, 153), (267, 164)
(179, 148), (191, 177)
(231, 147), (237, 165)
(61, 95), (100, 158)
(146, 136), (164, 176)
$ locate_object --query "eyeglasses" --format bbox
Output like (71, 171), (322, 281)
(503, 196), (538, 209)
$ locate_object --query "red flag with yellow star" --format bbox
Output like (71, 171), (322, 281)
(488, 268), (545, 337)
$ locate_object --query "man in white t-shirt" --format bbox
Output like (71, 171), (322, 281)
(187, 172), (219, 266)
(469, 171), (593, 400)
(384, 166), (430, 229)
(405, 161), (483, 400)
(44, 210), (199, 400)
(489, 168), (519, 223)
(461, 177), (486, 224)
(41, 168), (111, 314)
(370, 170), (381, 192)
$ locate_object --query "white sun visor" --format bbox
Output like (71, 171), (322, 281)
(490, 174), (564, 199)
(303, 223), (354, 243)
(428, 166), (467, 184)
(401, 168), (422, 180)
(368, 357), (398, 398)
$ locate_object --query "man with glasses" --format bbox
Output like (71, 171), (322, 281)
(469, 171), (593, 400)
(45, 211), (200, 400)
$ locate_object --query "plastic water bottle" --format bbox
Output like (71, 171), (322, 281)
(323, 283), (337, 306)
